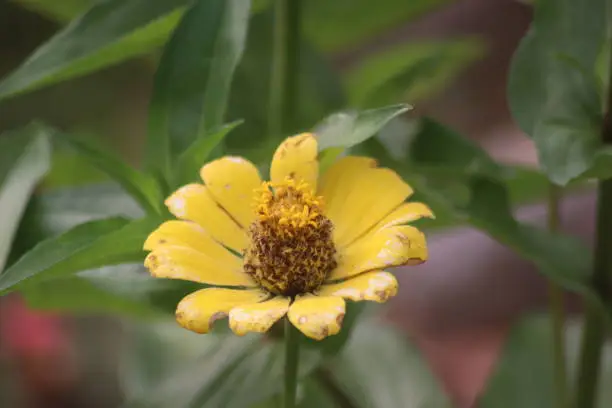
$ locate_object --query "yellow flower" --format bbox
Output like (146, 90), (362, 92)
(143, 133), (433, 340)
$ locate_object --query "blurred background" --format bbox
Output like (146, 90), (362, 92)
(0, 0), (594, 407)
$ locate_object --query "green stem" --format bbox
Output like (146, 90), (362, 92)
(284, 318), (300, 408)
(547, 183), (568, 408)
(573, 33), (612, 408)
(574, 179), (612, 408)
(267, 0), (301, 139)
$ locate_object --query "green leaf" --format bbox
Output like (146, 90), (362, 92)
(54, 130), (163, 215)
(346, 39), (484, 108)
(0, 216), (158, 293)
(315, 104), (411, 151)
(20, 264), (199, 317)
(508, 0), (606, 185)
(0, 0), (188, 101)
(175, 120), (243, 187)
(121, 322), (322, 408)
(359, 120), (607, 317)
(11, 0), (92, 22)
(478, 316), (555, 408)
(0, 125), (51, 271)
(146, 0), (251, 181)
(224, 10), (345, 161)
(303, 0), (450, 51)
(326, 320), (452, 408)
(480, 315), (612, 408)
(25, 183), (143, 238)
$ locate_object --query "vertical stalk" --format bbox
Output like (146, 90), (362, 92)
(284, 318), (300, 408)
(573, 32), (612, 408)
(270, 3), (303, 404)
(267, 0), (301, 139)
(547, 183), (568, 408)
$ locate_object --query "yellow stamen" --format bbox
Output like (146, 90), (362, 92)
(243, 177), (337, 296)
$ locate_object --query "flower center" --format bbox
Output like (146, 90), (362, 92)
(243, 178), (337, 297)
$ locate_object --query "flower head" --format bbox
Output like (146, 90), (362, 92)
(143, 133), (432, 340)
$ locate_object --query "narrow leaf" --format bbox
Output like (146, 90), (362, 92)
(146, 0), (251, 181)
(0, 125), (51, 271)
(0, 216), (159, 293)
(56, 130), (163, 214)
(0, 0), (189, 100)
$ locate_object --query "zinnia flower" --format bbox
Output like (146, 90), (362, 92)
(143, 133), (432, 340)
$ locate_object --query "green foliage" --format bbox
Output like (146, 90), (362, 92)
(0, 125), (51, 271)
(121, 322), (322, 408)
(508, 0), (607, 185)
(0, 0), (187, 101)
(146, 0), (251, 182)
(55, 130), (164, 215)
(346, 39), (484, 108)
(325, 320), (452, 408)
(0, 216), (159, 293)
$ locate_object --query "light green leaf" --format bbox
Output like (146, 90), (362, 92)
(0, 125), (51, 271)
(303, 0), (450, 51)
(175, 120), (243, 187)
(0, 0), (188, 101)
(326, 320), (452, 408)
(55, 130), (163, 214)
(315, 104), (411, 151)
(146, 0), (250, 181)
(346, 39), (484, 108)
(0, 216), (158, 293)
(508, 0), (606, 185)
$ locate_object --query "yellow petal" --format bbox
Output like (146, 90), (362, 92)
(165, 183), (248, 252)
(369, 202), (435, 232)
(319, 271), (398, 303)
(176, 288), (268, 334)
(328, 225), (427, 281)
(270, 133), (318, 190)
(200, 156), (262, 227)
(229, 296), (290, 335)
(145, 245), (253, 286)
(288, 294), (345, 340)
(144, 220), (239, 265)
(318, 156), (413, 247)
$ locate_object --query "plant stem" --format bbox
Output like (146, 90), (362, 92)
(268, 0), (301, 139)
(547, 183), (568, 408)
(573, 36), (612, 408)
(284, 318), (300, 408)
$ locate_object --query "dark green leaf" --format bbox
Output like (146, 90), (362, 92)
(55, 130), (163, 214)
(508, 0), (606, 185)
(175, 120), (243, 187)
(346, 40), (483, 108)
(303, 0), (450, 51)
(12, 0), (92, 22)
(146, 0), (250, 181)
(0, 216), (159, 293)
(0, 125), (51, 271)
(326, 320), (452, 408)
(315, 104), (411, 151)
(0, 0), (188, 101)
